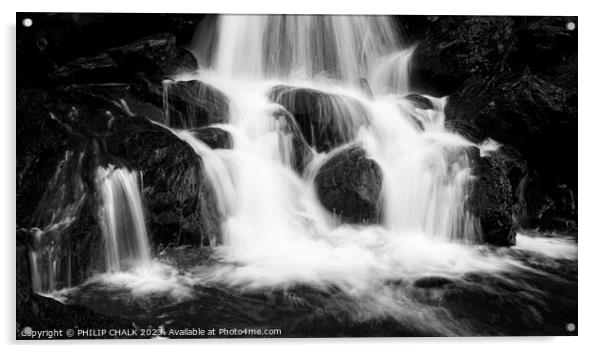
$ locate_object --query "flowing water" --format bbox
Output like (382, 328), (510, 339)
(95, 165), (151, 272)
(33, 15), (577, 336)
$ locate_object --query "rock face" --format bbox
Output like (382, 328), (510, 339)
(163, 80), (230, 129)
(17, 84), (222, 291)
(411, 16), (517, 96)
(466, 152), (515, 246)
(17, 13), (203, 86)
(445, 71), (568, 159)
(406, 16), (577, 235)
(269, 85), (370, 153)
(315, 146), (383, 224)
(445, 71), (577, 233)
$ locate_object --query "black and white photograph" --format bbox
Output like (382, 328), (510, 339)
(10, 2), (584, 344)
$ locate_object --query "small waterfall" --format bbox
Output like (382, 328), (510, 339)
(95, 165), (151, 272)
(28, 151), (85, 293)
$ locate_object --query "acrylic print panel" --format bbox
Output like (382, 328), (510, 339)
(16, 13), (577, 339)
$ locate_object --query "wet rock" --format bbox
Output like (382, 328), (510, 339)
(269, 85), (370, 153)
(446, 71), (573, 177)
(103, 115), (222, 248)
(411, 16), (518, 96)
(315, 146), (383, 224)
(413, 276), (453, 289)
(16, 230), (33, 307)
(16, 89), (85, 227)
(47, 33), (197, 87)
(48, 53), (124, 85)
(445, 71), (568, 155)
(272, 109), (314, 174)
(16, 229), (134, 339)
(403, 93), (435, 110)
(163, 79), (230, 129)
(17, 293), (135, 339)
(466, 152), (515, 246)
(106, 33), (176, 79)
(17, 13), (203, 85)
(446, 71), (576, 231)
(514, 16), (577, 87)
(18, 86), (222, 253)
(190, 126), (233, 149)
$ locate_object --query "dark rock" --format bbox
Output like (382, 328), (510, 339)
(17, 294), (135, 340)
(190, 126), (233, 149)
(514, 175), (577, 234)
(315, 146), (383, 224)
(48, 53), (124, 85)
(445, 71), (574, 187)
(17, 13), (204, 85)
(106, 33), (176, 79)
(17, 85), (222, 287)
(445, 71), (576, 232)
(404, 93), (434, 110)
(17, 229), (134, 339)
(392, 15), (434, 45)
(48, 33), (198, 86)
(16, 89), (86, 227)
(411, 16), (518, 96)
(413, 276), (453, 289)
(16, 230), (33, 307)
(466, 152), (515, 246)
(514, 16), (577, 85)
(167, 47), (199, 76)
(269, 85), (370, 153)
(163, 79), (229, 129)
(103, 115), (222, 248)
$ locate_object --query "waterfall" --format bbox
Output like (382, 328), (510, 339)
(168, 14), (483, 288)
(95, 165), (151, 272)
(210, 15), (409, 91)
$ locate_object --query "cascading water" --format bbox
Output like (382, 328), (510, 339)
(95, 165), (151, 272)
(164, 14), (488, 290)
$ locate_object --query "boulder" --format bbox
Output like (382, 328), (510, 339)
(411, 16), (518, 96)
(403, 93), (435, 110)
(102, 115), (222, 248)
(314, 146), (383, 224)
(466, 151), (515, 246)
(190, 126), (233, 149)
(162, 79), (230, 129)
(269, 85), (370, 153)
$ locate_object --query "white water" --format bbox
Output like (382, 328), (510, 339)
(149, 14), (506, 293)
(210, 15), (408, 88)
(95, 165), (151, 272)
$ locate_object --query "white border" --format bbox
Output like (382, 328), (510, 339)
(2, 0), (598, 352)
